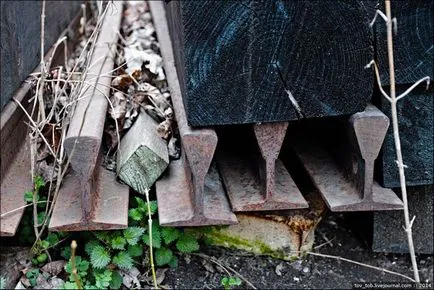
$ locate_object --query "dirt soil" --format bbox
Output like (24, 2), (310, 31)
(164, 213), (433, 289)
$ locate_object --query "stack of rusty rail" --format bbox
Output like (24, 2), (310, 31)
(0, 1), (129, 235)
(1, 1), (408, 236)
(150, 0), (404, 228)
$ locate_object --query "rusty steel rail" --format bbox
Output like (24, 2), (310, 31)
(150, 0), (237, 226)
(218, 122), (309, 211)
(292, 104), (404, 212)
(49, 1), (129, 231)
(0, 5), (91, 236)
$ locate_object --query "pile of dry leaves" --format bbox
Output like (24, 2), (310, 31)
(103, 1), (180, 171)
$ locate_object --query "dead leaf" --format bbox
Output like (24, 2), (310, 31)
(124, 47), (163, 77)
(120, 267), (141, 289)
(109, 92), (127, 120)
(45, 277), (65, 289)
(168, 137), (180, 159)
(143, 105), (164, 122)
(41, 260), (66, 276)
(157, 119), (172, 140)
(36, 159), (58, 183)
(156, 268), (168, 285)
(111, 74), (134, 91)
(104, 125), (119, 152)
(164, 107), (173, 120)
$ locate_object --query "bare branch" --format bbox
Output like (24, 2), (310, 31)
(365, 60), (392, 102)
(307, 252), (415, 282)
(369, 9), (388, 27)
(13, 98), (56, 157)
(396, 76), (431, 101)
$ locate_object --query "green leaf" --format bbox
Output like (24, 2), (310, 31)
(147, 200), (158, 215)
(34, 175), (45, 190)
(142, 222), (161, 249)
(25, 268), (40, 287)
(134, 197), (146, 211)
(94, 269), (112, 289)
(123, 227), (145, 245)
(90, 245), (111, 269)
(37, 212), (46, 225)
(85, 240), (101, 256)
(83, 284), (99, 290)
(221, 277), (229, 285)
(161, 227), (180, 245)
(37, 253), (48, 263)
(176, 234), (199, 253)
(93, 231), (111, 244)
(127, 244), (143, 257)
(128, 208), (143, 221)
(155, 248), (173, 266)
(61, 246), (71, 259)
(63, 281), (78, 289)
(136, 197), (158, 215)
(77, 259), (90, 273)
(39, 240), (50, 250)
(65, 256), (89, 276)
(110, 236), (126, 250)
(168, 256), (178, 268)
(24, 191), (35, 203)
(46, 233), (59, 246)
(112, 251), (133, 270)
(231, 277), (242, 286)
(109, 271), (123, 289)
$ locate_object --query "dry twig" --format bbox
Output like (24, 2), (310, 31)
(366, 1), (431, 282)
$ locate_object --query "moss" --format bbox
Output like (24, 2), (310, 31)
(203, 228), (290, 260)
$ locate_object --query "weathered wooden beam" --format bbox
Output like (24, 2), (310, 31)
(376, 0), (433, 85)
(380, 89), (433, 187)
(165, 0), (375, 126)
(0, 1), (82, 109)
(373, 185), (433, 254)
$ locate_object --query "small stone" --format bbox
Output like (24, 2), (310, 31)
(292, 260), (303, 271)
(293, 277), (300, 282)
(302, 266), (310, 273)
(275, 263), (284, 276)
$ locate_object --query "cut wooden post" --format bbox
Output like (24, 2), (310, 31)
(117, 110), (169, 194)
